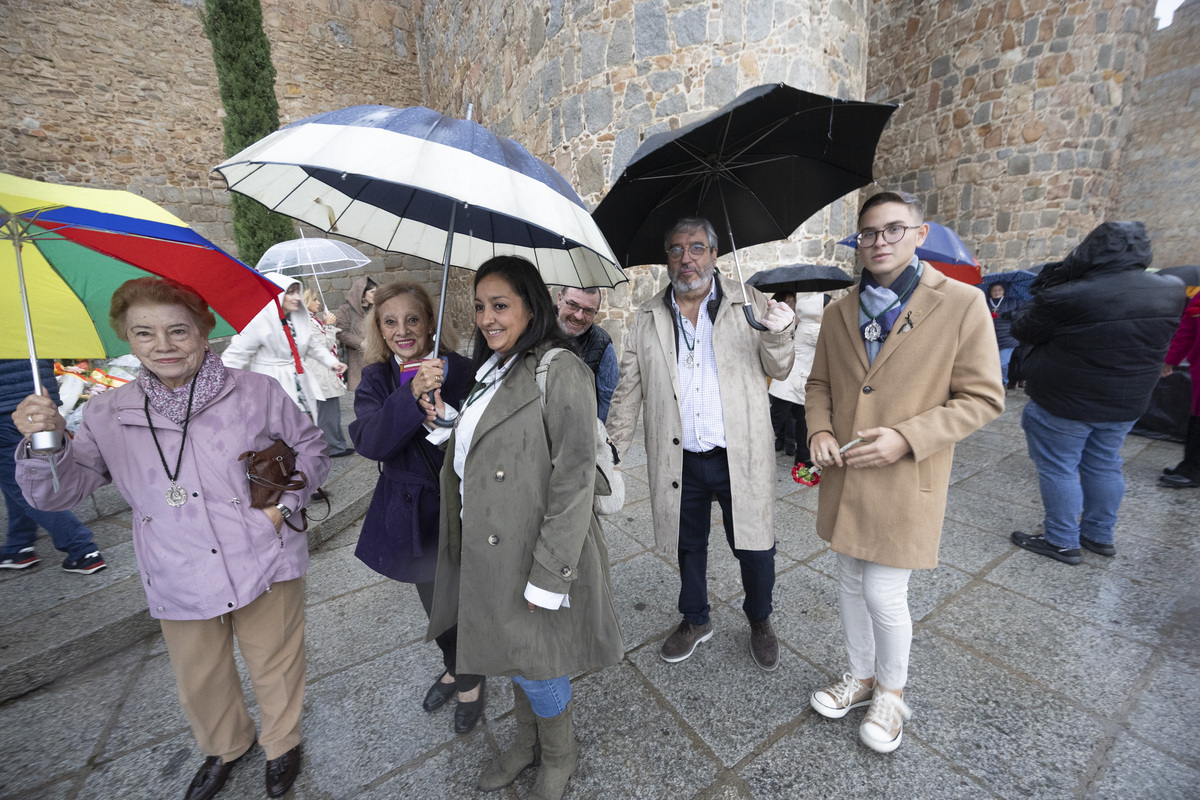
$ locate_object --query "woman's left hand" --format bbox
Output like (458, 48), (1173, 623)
(410, 359), (445, 398)
(263, 505), (284, 531)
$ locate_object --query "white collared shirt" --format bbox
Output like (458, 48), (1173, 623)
(671, 283), (726, 452)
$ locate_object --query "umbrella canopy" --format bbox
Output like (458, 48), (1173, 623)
(838, 221), (979, 268)
(978, 269), (1039, 306)
(1158, 265), (1200, 287)
(0, 173), (282, 359)
(214, 104), (623, 290)
(746, 263), (854, 294)
(256, 237), (371, 278)
(592, 83), (898, 268)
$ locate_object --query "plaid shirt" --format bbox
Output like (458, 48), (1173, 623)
(671, 283), (725, 452)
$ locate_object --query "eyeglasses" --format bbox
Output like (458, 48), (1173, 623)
(854, 225), (922, 248)
(562, 298), (598, 319)
(666, 243), (712, 261)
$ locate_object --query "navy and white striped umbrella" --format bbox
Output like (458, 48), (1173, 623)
(214, 105), (623, 289)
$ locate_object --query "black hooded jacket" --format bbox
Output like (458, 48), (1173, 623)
(1012, 221), (1187, 422)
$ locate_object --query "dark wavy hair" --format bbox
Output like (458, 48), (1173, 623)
(471, 256), (575, 372)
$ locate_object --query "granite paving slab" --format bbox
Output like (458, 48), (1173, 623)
(1084, 732), (1200, 800)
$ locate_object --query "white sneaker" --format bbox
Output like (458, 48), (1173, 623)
(859, 691), (912, 753)
(810, 673), (874, 719)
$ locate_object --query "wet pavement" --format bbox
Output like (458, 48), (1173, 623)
(1, 392), (1197, 799)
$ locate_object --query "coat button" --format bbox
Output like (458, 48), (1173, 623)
(494, 470), (505, 482)
(404, 492), (413, 501)
(863, 385), (873, 394)
(227, 602), (234, 608)
(561, 566), (572, 577)
(673, 438), (680, 445)
(488, 534), (499, 545)
(672, 481), (679, 488)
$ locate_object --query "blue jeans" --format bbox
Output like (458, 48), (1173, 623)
(0, 416), (97, 560)
(1021, 401), (1134, 549)
(678, 449), (776, 626)
(998, 347), (1014, 386)
(512, 674), (571, 718)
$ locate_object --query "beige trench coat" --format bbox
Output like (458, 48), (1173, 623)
(606, 274), (796, 554)
(427, 345), (624, 680)
(804, 266), (1005, 570)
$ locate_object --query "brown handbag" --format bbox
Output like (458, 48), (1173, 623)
(238, 439), (316, 532)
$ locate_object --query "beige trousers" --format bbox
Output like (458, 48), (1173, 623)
(159, 577), (306, 761)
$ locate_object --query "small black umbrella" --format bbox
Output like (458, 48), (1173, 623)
(1158, 265), (1200, 286)
(593, 83), (897, 327)
(746, 263), (854, 294)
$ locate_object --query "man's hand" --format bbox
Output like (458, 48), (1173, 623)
(762, 299), (796, 333)
(1161, 363), (1174, 378)
(809, 431), (843, 469)
(844, 427), (911, 469)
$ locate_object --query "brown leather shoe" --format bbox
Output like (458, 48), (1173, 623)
(660, 619), (713, 663)
(265, 745), (301, 798)
(183, 746), (252, 800)
(749, 618), (779, 671)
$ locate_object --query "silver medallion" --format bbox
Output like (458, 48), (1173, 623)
(685, 351), (695, 369)
(165, 482), (187, 507)
(864, 320), (882, 342)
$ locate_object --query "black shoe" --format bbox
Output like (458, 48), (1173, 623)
(1011, 531), (1081, 565)
(784, 442), (796, 456)
(774, 439), (785, 453)
(422, 672), (457, 712)
(184, 746), (253, 800)
(454, 678), (486, 734)
(330, 448), (355, 458)
(1162, 465), (1179, 476)
(1080, 537), (1116, 557)
(1158, 473), (1200, 489)
(265, 745), (301, 798)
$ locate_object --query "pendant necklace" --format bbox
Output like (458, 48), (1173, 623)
(145, 374), (199, 508)
(859, 269), (921, 343)
(675, 309), (697, 368)
(989, 296), (1002, 319)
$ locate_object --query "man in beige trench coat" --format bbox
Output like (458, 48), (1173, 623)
(606, 217), (796, 671)
(804, 191), (1004, 754)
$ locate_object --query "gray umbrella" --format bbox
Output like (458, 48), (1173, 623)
(746, 263), (854, 294)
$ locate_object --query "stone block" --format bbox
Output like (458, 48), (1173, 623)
(634, 0), (670, 58)
(1024, 16), (1039, 45)
(1018, 211), (1038, 229)
(627, 103), (652, 125)
(610, 127), (641, 181)
(1004, 239), (1023, 257)
(542, 57), (562, 102)
(960, 183), (973, 211)
(563, 93), (583, 140)
(996, 210), (1012, 232)
(722, 0), (744, 42)
(1056, 151), (1075, 170)
(671, 7), (708, 47)
(577, 148), (605, 195)
(973, 101), (991, 124)
(582, 30), (607, 78)
(647, 69), (682, 94)
(931, 54), (952, 79)
(1007, 154), (1031, 174)
(607, 19), (633, 67)
(656, 92), (687, 118)
(1013, 61), (1034, 83)
(583, 87), (613, 131)
(705, 64), (737, 107)
(801, 238), (822, 257)
(1039, 210), (1058, 228)
(1034, 153), (1054, 171)
(746, 0), (773, 42)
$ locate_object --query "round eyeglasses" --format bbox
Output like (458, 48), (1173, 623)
(854, 225), (922, 248)
(666, 243), (712, 261)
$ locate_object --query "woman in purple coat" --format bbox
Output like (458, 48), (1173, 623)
(348, 281), (484, 733)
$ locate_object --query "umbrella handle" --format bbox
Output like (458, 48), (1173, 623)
(743, 304), (768, 331)
(426, 356), (456, 428)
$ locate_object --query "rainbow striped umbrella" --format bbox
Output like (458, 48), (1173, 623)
(0, 173), (284, 362)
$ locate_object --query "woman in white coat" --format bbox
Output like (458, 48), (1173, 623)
(768, 292), (825, 465)
(222, 273), (347, 427)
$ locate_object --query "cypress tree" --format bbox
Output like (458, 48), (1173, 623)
(204, 0), (294, 267)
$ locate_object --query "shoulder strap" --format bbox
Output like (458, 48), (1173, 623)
(535, 348), (568, 409)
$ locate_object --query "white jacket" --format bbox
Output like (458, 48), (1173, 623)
(768, 293), (824, 406)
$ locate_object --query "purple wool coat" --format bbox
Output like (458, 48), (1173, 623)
(16, 368), (329, 620)
(350, 353), (473, 584)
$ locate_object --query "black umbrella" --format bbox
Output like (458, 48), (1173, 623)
(593, 83), (897, 327)
(746, 263), (854, 294)
(1158, 265), (1200, 286)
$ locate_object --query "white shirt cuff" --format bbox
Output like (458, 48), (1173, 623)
(524, 582), (570, 610)
(424, 405), (458, 444)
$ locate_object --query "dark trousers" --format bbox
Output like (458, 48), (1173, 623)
(415, 581), (482, 692)
(678, 449), (776, 626)
(769, 397), (810, 463)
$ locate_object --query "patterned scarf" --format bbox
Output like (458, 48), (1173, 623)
(138, 349), (226, 424)
(858, 256), (923, 365)
(282, 315), (312, 415)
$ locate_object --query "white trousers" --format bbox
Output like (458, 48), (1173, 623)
(836, 553), (913, 691)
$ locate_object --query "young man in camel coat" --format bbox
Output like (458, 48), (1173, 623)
(804, 191), (1004, 753)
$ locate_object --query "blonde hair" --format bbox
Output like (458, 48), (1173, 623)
(302, 288), (321, 309)
(362, 282), (458, 365)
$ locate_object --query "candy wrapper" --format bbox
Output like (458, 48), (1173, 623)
(791, 438), (864, 487)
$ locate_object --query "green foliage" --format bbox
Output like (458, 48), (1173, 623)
(203, 0), (294, 266)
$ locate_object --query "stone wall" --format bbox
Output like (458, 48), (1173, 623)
(1116, 0), (1200, 269)
(0, 0), (426, 310)
(865, 0), (1156, 273)
(412, 0), (874, 350)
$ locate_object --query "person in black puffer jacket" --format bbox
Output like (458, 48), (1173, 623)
(986, 282), (1020, 387)
(1009, 221), (1187, 565)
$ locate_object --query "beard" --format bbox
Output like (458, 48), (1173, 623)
(669, 261), (716, 297)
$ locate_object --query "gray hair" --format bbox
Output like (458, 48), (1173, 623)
(664, 217), (719, 253)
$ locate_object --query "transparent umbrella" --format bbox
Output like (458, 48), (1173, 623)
(255, 236), (371, 311)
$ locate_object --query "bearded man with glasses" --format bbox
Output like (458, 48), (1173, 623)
(606, 217), (797, 673)
(554, 286), (619, 422)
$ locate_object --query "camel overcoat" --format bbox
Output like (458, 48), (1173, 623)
(426, 345), (624, 680)
(804, 265), (1005, 570)
(606, 273), (796, 554)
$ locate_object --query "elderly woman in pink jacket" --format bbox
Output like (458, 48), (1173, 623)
(13, 277), (328, 800)
(1160, 292), (1200, 488)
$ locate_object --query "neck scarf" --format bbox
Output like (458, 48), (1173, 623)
(138, 349), (226, 424)
(858, 256), (923, 364)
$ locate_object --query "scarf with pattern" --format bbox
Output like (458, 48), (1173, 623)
(137, 349), (226, 424)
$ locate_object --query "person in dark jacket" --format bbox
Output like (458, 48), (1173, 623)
(553, 286), (618, 422)
(348, 282), (486, 734)
(335, 276), (377, 390)
(0, 359), (105, 574)
(1009, 221), (1187, 564)
(986, 282), (1020, 387)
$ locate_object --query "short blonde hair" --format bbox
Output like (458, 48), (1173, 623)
(109, 277), (217, 341)
(363, 282), (458, 365)
(302, 288), (321, 309)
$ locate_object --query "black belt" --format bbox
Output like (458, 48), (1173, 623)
(684, 446), (726, 460)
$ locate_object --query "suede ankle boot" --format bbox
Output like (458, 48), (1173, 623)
(530, 703), (578, 800)
(478, 685), (539, 791)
